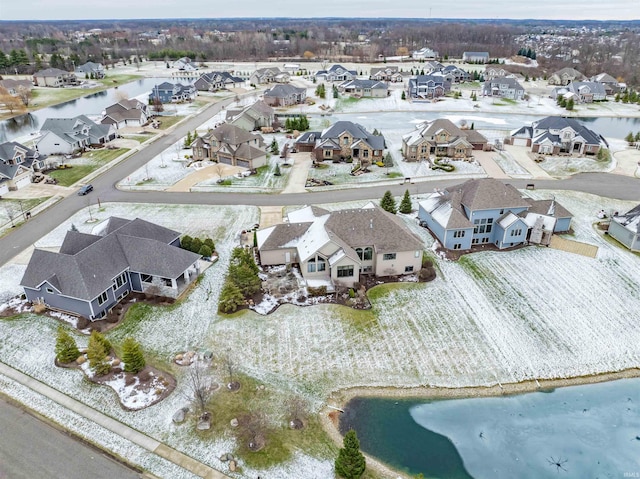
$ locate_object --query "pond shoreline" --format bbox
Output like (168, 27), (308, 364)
(320, 367), (640, 479)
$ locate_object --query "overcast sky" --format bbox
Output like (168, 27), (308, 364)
(1, 0), (638, 21)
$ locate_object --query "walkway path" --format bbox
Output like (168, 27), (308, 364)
(0, 361), (230, 479)
(166, 164), (243, 192)
(282, 153), (312, 194)
(549, 236), (599, 258)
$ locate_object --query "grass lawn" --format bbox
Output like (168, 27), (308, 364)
(0, 197), (51, 233)
(48, 148), (129, 186)
(155, 115), (186, 130)
(123, 134), (154, 144)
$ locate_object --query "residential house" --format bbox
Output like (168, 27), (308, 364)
(338, 79), (388, 98)
(100, 99), (150, 129)
(608, 205), (640, 252)
(484, 67), (511, 81)
(401, 119), (489, 161)
(406, 74), (452, 99)
(547, 67), (586, 86)
(509, 116), (605, 155)
(225, 100), (275, 132)
(590, 72), (623, 94)
(263, 84), (307, 107)
(36, 115), (116, 155)
(191, 123), (267, 169)
(418, 178), (572, 251)
(462, 52), (490, 63)
(441, 65), (471, 83)
(257, 203), (424, 288)
(0, 79), (33, 96)
(32, 68), (78, 87)
(315, 64), (357, 82)
(551, 81), (607, 103)
(172, 57), (198, 71)
(482, 77), (526, 100)
(412, 47), (439, 60)
(194, 71), (244, 92)
(0, 141), (44, 195)
(295, 120), (385, 164)
(75, 61), (105, 79)
(249, 67), (290, 85)
(149, 82), (196, 103)
(370, 66), (403, 82)
(20, 217), (201, 320)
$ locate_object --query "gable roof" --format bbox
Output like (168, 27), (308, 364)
(321, 121), (385, 150)
(450, 179), (531, 211)
(0, 141), (39, 180)
(34, 68), (73, 77)
(207, 123), (264, 146)
(612, 204), (640, 235)
(263, 84), (305, 98)
(39, 115), (113, 145)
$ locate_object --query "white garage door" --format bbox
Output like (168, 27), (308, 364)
(14, 175), (32, 189)
(0, 183), (8, 196)
(512, 138), (528, 147)
(540, 145), (552, 154)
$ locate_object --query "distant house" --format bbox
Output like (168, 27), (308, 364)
(338, 79), (388, 98)
(36, 115), (116, 155)
(370, 66), (403, 82)
(548, 67), (585, 86)
(552, 81), (607, 103)
(191, 123), (267, 169)
(484, 67), (510, 80)
(172, 57), (198, 71)
(225, 100), (275, 132)
(418, 178), (572, 251)
(250, 67), (289, 85)
(0, 79), (33, 96)
(315, 64), (357, 82)
(406, 74), (452, 99)
(75, 61), (105, 79)
(482, 77), (526, 100)
(257, 203), (424, 288)
(401, 119), (489, 161)
(441, 65), (471, 83)
(194, 71), (244, 91)
(509, 116), (604, 155)
(32, 68), (78, 87)
(20, 217), (201, 320)
(412, 47), (439, 60)
(0, 141), (44, 195)
(263, 84), (307, 107)
(101, 99), (150, 129)
(462, 52), (490, 63)
(295, 120), (385, 165)
(149, 82), (196, 103)
(590, 72), (623, 94)
(609, 205), (640, 252)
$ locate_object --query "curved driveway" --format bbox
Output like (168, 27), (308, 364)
(1, 97), (639, 267)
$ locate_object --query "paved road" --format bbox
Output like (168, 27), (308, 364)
(0, 396), (141, 479)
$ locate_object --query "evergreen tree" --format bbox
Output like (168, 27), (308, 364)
(218, 280), (245, 313)
(399, 190), (413, 214)
(122, 337), (146, 373)
(270, 138), (279, 154)
(199, 244), (212, 258)
(335, 429), (366, 479)
(380, 190), (397, 214)
(0, 51), (9, 71)
(190, 237), (202, 254)
(229, 263), (262, 296)
(333, 84), (339, 98)
(274, 163), (281, 176)
(181, 235), (193, 250)
(383, 152), (393, 169)
(203, 238), (215, 251)
(184, 131), (192, 148)
(55, 326), (80, 363)
(87, 331), (111, 376)
(401, 91), (406, 100)
(635, 132), (640, 143)
(566, 98), (574, 110)
(625, 132), (635, 145)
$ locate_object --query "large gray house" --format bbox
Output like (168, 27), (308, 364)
(608, 205), (640, 252)
(21, 217), (201, 321)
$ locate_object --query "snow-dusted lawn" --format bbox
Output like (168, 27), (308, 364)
(2, 193), (640, 477)
(536, 155), (613, 176)
(119, 140), (193, 189)
(192, 158), (290, 192)
(492, 151), (531, 176)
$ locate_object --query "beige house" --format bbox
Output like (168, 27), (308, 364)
(257, 204), (424, 288)
(547, 67), (585, 86)
(32, 68), (78, 87)
(191, 123), (267, 169)
(401, 119), (489, 161)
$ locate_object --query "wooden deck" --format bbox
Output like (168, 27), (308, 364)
(549, 236), (598, 258)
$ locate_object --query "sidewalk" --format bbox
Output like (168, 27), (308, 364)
(0, 361), (229, 479)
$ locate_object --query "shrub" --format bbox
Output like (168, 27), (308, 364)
(55, 326), (80, 363)
(203, 238), (215, 250)
(181, 235), (192, 250)
(122, 337), (146, 373)
(199, 244), (212, 258)
(190, 238), (202, 254)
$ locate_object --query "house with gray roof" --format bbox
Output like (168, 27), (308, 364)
(608, 205), (640, 252)
(551, 81), (607, 103)
(509, 116), (605, 155)
(412, 47), (439, 60)
(250, 67), (289, 85)
(36, 115), (116, 155)
(257, 203), (424, 288)
(263, 84), (307, 107)
(548, 67), (586, 86)
(32, 68), (78, 87)
(191, 123), (267, 169)
(0, 141), (44, 195)
(370, 66), (403, 82)
(315, 64), (357, 82)
(100, 99), (149, 129)
(149, 82), (196, 104)
(225, 100), (274, 132)
(406, 73), (452, 100)
(172, 57), (198, 71)
(401, 119), (489, 161)
(194, 71), (244, 91)
(418, 179), (572, 251)
(482, 76), (525, 100)
(294, 120), (385, 165)
(0, 79), (32, 96)
(75, 61), (105, 79)
(589, 72), (623, 94)
(21, 217), (201, 320)
(338, 79), (388, 98)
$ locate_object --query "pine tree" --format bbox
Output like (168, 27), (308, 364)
(270, 138), (279, 154)
(190, 237), (202, 254)
(218, 280), (245, 313)
(87, 331), (111, 376)
(199, 244), (212, 258)
(184, 131), (192, 148)
(566, 98), (574, 111)
(625, 132), (636, 145)
(274, 163), (281, 176)
(401, 91), (406, 100)
(335, 429), (366, 479)
(399, 189), (412, 214)
(380, 190), (397, 214)
(383, 152), (393, 169)
(55, 326), (80, 363)
(181, 235), (193, 250)
(122, 337), (146, 373)
(203, 238), (215, 251)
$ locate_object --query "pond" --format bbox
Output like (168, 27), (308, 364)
(340, 378), (640, 478)
(0, 77), (168, 142)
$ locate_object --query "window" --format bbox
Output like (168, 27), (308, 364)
(472, 238), (479, 245)
(356, 248), (363, 260)
(46, 287), (54, 294)
(363, 150), (369, 158)
(473, 218), (492, 234)
(141, 274), (152, 283)
(317, 258), (326, 272)
(453, 244), (461, 250)
(97, 291), (108, 305)
(362, 266), (373, 273)
(324, 149), (332, 158)
(453, 230), (465, 238)
(307, 259), (316, 273)
(362, 247), (373, 261)
(343, 136), (349, 145)
(113, 272), (127, 289)
(308, 256), (326, 273)
(481, 237), (489, 244)
(383, 253), (396, 260)
(510, 228), (523, 237)
(414, 250), (421, 258)
(421, 145), (428, 153)
(405, 266), (414, 272)
(337, 265), (354, 277)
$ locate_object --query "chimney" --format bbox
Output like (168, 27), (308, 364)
(370, 219), (373, 229)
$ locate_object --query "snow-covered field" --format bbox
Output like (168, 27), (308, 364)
(1, 193), (640, 477)
(119, 139), (194, 189)
(537, 155), (613, 176)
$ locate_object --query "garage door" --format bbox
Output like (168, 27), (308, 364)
(219, 156), (233, 165)
(0, 183), (8, 196)
(236, 159), (250, 168)
(512, 138), (528, 147)
(14, 175), (32, 189)
(540, 145), (552, 154)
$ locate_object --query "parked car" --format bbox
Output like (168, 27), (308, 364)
(77, 184), (93, 195)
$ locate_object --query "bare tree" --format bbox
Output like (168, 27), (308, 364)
(184, 360), (215, 414)
(238, 411), (268, 451)
(4, 204), (17, 227)
(222, 350), (240, 390)
(284, 395), (309, 429)
(16, 86), (32, 107)
(0, 87), (23, 114)
(152, 97), (164, 113)
(213, 162), (226, 180)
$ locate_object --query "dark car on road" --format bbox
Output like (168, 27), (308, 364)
(77, 184), (93, 195)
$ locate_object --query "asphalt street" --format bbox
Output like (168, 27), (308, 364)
(0, 396), (141, 479)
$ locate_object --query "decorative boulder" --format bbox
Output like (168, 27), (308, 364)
(76, 356), (86, 365)
(230, 418), (239, 428)
(229, 460), (237, 472)
(172, 407), (189, 424)
(196, 412), (211, 430)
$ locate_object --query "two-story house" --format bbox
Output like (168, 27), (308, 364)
(418, 179), (572, 251)
(412, 47), (439, 60)
(548, 67), (586, 86)
(509, 116), (604, 155)
(552, 81), (607, 103)
(401, 119), (489, 161)
(295, 121), (385, 165)
(100, 99), (149, 129)
(172, 57), (198, 71)
(590, 72), (623, 95)
(482, 77), (526, 100)
(21, 217), (201, 320)
(370, 66), (403, 82)
(608, 205), (640, 252)
(263, 84), (307, 107)
(149, 82), (197, 104)
(250, 67), (289, 85)
(338, 79), (388, 98)
(406, 74), (452, 99)
(0, 141), (45, 195)
(75, 62), (105, 79)
(257, 203), (424, 288)
(191, 123), (267, 169)
(315, 64), (357, 82)
(194, 71), (244, 91)
(32, 68), (78, 87)
(36, 115), (116, 155)
(225, 100), (275, 132)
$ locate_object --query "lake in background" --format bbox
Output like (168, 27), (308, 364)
(340, 378), (640, 478)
